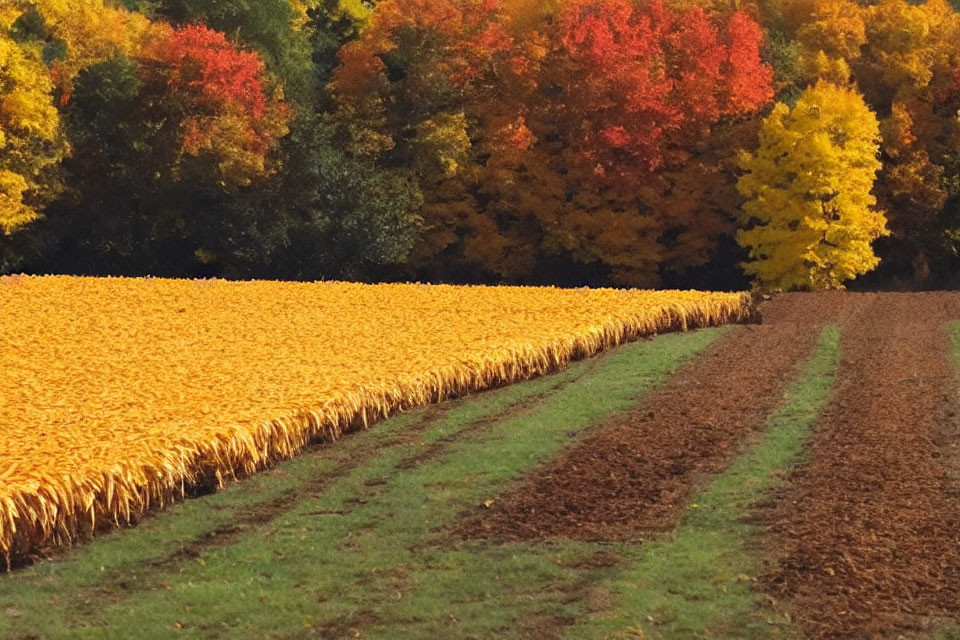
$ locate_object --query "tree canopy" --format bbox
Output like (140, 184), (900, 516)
(2, 0), (960, 290)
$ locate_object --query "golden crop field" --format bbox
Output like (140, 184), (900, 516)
(0, 276), (751, 564)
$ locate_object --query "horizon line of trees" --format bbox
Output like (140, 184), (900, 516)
(2, 0), (959, 291)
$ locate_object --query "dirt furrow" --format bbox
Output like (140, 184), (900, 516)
(459, 293), (856, 541)
(761, 293), (960, 638)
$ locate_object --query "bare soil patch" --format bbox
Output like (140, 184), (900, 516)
(458, 293), (857, 541)
(760, 292), (960, 638)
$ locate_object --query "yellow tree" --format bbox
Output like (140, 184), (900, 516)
(0, 6), (66, 234)
(737, 82), (888, 290)
(1, 0), (152, 237)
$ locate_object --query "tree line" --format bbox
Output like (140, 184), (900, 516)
(2, 0), (959, 290)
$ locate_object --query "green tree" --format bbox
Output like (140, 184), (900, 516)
(216, 113), (423, 281)
(737, 82), (889, 290)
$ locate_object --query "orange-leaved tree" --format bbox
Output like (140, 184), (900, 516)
(332, 0), (773, 286)
(857, 0), (960, 281)
(533, 0), (773, 285)
(139, 24), (292, 187)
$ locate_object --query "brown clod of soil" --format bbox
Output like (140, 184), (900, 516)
(457, 293), (853, 541)
(761, 292), (960, 638)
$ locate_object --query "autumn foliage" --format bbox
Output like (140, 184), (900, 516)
(738, 82), (888, 289)
(141, 25), (291, 186)
(0, 5), (65, 234)
(2, 0), (960, 288)
(328, 0), (774, 286)
(555, 0), (772, 177)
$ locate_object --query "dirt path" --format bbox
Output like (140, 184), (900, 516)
(760, 293), (960, 638)
(459, 293), (858, 541)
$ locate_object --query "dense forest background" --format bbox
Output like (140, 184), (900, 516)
(2, 0), (959, 291)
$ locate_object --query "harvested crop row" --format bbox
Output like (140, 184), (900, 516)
(0, 276), (752, 565)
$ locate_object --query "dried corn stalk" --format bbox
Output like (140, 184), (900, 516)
(0, 276), (753, 565)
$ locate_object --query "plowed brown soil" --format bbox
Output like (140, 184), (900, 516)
(761, 293), (960, 638)
(459, 293), (857, 541)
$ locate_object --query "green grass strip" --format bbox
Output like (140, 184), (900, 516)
(0, 349), (595, 622)
(567, 324), (841, 640)
(950, 321), (960, 367)
(937, 323), (960, 639)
